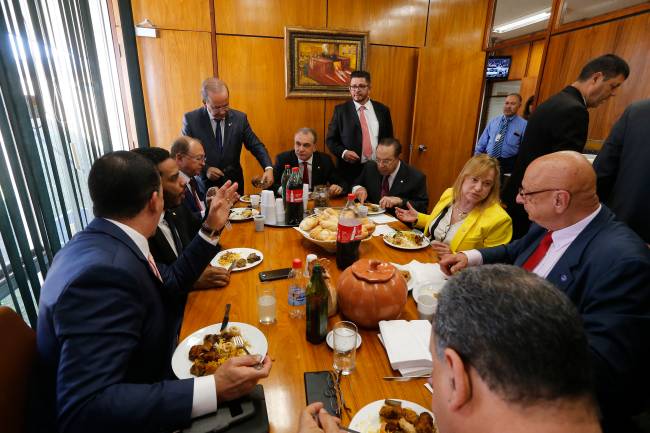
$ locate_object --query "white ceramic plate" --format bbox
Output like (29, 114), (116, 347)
(350, 399), (435, 433)
(360, 203), (385, 215)
(229, 207), (259, 221)
(210, 248), (263, 271)
(239, 195), (252, 203)
(391, 263), (416, 292)
(172, 322), (268, 379)
(383, 231), (431, 250)
(325, 330), (362, 350)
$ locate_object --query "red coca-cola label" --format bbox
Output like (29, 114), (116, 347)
(337, 222), (362, 242)
(287, 188), (303, 203)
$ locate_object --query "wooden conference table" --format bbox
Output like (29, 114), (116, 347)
(180, 204), (438, 433)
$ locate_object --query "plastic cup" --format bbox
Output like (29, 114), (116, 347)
(333, 321), (358, 375)
(257, 285), (276, 324)
(254, 214), (265, 231)
(356, 205), (368, 218)
(250, 194), (260, 209)
(416, 294), (437, 321)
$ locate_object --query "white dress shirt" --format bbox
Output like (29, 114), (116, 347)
(463, 205), (602, 278)
(104, 218), (218, 418)
(343, 100), (379, 163)
(431, 206), (463, 244)
(298, 154), (314, 187)
(157, 213), (178, 257)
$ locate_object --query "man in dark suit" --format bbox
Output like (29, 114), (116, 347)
(181, 78), (274, 194)
(502, 54), (629, 238)
(272, 127), (347, 196)
(326, 70), (394, 186)
(440, 151), (650, 432)
(35, 151), (271, 433)
(593, 99), (650, 243)
(352, 138), (428, 213)
(171, 135), (207, 217)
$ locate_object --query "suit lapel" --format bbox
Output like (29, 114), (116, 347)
(389, 162), (408, 196)
(222, 112), (232, 157)
(449, 209), (480, 252)
(312, 152), (323, 186)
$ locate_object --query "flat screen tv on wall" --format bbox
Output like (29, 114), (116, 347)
(486, 56), (511, 80)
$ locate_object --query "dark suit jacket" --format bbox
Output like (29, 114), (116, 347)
(326, 99), (394, 185)
(593, 99), (650, 243)
(353, 161), (428, 213)
(36, 218), (219, 433)
(149, 205), (202, 265)
(271, 150), (348, 194)
(181, 107), (272, 194)
(181, 175), (206, 217)
(480, 206), (650, 420)
(501, 86), (589, 238)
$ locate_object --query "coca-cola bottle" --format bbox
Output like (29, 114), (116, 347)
(285, 167), (304, 225)
(280, 164), (291, 201)
(336, 193), (362, 270)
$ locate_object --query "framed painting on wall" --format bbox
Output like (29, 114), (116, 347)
(285, 27), (368, 98)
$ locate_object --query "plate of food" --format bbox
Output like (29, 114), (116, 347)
(229, 207), (259, 221)
(349, 399), (436, 433)
(172, 322), (268, 379)
(357, 202), (385, 215)
(390, 263), (415, 291)
(211, 248), (263, 271)
(239, 195), (251, 203)
(383, 231), (430, 250)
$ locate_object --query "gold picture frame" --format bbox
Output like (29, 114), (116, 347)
(285, 27), (369, 98)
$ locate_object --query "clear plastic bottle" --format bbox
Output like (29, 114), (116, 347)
(280, 164), (291, 201)
(304, 253), (317, 279)
(288, 258), (306, 318)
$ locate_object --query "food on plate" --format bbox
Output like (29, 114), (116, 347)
(218, 251), (241, 266)
(247, 252), (261, 263)
(379, 400), (436, 433)
(237, 209), (254, 218)
(299, 208), (376, 242)
(399, 270), (411, 282)
(188, 326), (249, 376)
(357, 202), (381, 213)
(235, 258), (248, 268)
(385, 231), (425, 248)
(240, 195), (251, 202)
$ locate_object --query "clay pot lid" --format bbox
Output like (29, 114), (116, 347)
(350, 259), (396, 283)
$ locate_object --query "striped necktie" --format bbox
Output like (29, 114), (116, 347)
(491, 115), (511, 158)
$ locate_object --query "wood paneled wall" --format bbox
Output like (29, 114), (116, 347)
(538, 11), (650, 146)
(410, 0), (489, 205)
(131, 0), (425, 194)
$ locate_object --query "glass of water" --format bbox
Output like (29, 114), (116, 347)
(257, 285), (276, 324)
(332, 321), (358, 375)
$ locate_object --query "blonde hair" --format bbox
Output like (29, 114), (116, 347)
(451, 154), (501, 210)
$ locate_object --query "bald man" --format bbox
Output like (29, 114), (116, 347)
(439, 151), (650, 432)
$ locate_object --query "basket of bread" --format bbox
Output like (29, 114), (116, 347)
(297, 208), (376, 253)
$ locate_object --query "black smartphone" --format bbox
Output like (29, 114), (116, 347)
(304, 371), (338, 415)
(258, 267), (292, 282)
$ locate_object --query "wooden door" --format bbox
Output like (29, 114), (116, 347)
(136, 30), (213, 149)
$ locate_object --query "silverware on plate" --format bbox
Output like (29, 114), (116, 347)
(219, 303), (231, 332)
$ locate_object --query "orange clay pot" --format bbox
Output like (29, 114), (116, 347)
(336, 259), (407, 328)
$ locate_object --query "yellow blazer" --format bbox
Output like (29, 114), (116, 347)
(415, 188), (512, 253)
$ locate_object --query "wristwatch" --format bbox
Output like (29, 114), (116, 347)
(200, 223), (223, 241)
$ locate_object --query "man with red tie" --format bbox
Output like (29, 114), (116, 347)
(326, 70), (394, 186)
(171, 135), (207, 218)
(439, 151), (650, 433)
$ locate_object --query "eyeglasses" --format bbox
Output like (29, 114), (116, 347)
(349, 84), (368, 90)
(207, 103), (229, 112)
(518, 187), (563, 199)
(376, 158), (396, 166)
(184, 154), (206, 162)
(324, 370), (350, 418)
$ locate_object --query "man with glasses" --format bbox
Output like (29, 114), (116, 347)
(326, 70), (394, 185)
(182, 78), (274, 195)
(352, 138), (428, 213)
(439, 151), (650, 432)
(171, 135), (207, 217)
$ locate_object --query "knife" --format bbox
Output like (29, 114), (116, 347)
(219, 303), (231, 332)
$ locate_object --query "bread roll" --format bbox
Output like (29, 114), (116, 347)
(317, 229), (333, 241)
(300, 217), (318, 231)
(309, 226), (323, 239)
(320, 219), (338, 232)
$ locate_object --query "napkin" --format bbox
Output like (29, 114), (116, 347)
(368, 213), (398, 224)
(379, 320), (432, 372)
(372, 224), (396, 237)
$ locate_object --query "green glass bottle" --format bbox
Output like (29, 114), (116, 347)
(306, 264), (328, 344)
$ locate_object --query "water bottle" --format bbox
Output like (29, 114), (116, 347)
(288, 258), (306, 318)
(280, 164), (291, 201)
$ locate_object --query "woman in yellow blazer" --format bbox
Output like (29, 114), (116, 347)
(395, 154), (512, 257)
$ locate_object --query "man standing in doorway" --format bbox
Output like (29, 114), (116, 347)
(326, 70), (394, 186)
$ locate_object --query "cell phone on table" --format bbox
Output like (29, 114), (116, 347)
(258, 267), (292, 282)
(304, 371), (339, 416)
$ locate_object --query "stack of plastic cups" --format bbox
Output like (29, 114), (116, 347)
(275, 198), (285, 225)
(260, 190), (276, 225)
(302, 184), (309, 215)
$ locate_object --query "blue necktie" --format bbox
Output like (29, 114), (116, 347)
(491, 116), (511, 158)
(215, 119), (223, 154)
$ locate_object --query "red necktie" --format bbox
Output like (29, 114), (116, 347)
(147, 253), (162, 282)
(380, 175), (389, 198)
(522, 231), (554, 272)
(188, 177), (203, 211)
(302, 161), (309, 186)
(359, 105), (372, 158)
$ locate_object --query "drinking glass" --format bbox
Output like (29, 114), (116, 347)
(257, 285), (276, 324)
(416, 294), (437, 321)
(332, 321), (358, 375)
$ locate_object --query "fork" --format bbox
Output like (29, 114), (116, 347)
(233, 335), (264, 370)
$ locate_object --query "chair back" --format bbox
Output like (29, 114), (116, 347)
(0, 306), (36, 433)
